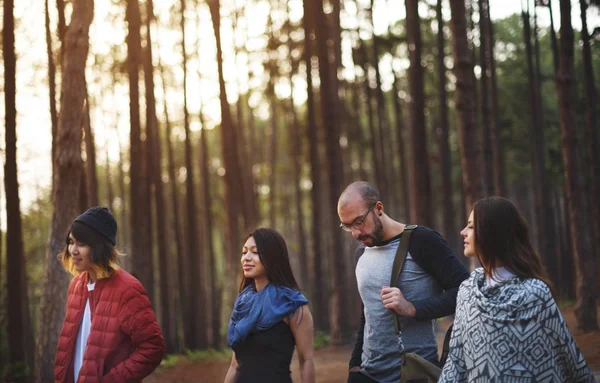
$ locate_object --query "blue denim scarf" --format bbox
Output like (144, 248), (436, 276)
(227, 283), (308, 347)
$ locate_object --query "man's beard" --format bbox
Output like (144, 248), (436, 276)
(358, 215), (384, 247)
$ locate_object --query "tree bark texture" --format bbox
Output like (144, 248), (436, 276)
(449, 0), (482, 214)
(555, 0), (598, 332)
(35, 1), (94, 380)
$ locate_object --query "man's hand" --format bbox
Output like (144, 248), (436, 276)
(349, 366), (361, 373)
(381, 286), (416, 317)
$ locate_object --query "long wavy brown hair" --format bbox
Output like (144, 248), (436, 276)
(473, 197), (553, 292)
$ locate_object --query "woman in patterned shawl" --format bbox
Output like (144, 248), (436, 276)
(439, 197), (594, 382)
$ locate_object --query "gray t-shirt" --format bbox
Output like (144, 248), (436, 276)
(356, 237), (441, 383)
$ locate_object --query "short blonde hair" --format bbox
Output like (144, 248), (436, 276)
(60, 247), (122, 279)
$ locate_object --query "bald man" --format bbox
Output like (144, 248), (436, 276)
(338, 181), (468, 383)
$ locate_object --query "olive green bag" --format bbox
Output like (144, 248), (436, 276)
(391, 225), (451, 383)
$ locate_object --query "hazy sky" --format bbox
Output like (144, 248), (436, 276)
(0, 0), (596, 223)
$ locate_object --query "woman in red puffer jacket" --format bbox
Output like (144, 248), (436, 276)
(54, 207), (165, 383)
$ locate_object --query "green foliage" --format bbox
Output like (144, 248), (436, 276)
(313, 331), (330, 350)
(159, 332), (330, 370)
(160, 348), (232, 369)
(557, 299), (576, 309)
(1, 361), (32, 383)
(20, 193), (52, 332)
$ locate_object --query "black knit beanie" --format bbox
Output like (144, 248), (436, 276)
(74, 206), (117, 245)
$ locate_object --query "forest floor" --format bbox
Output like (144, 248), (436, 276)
(146, 304), (600, 383)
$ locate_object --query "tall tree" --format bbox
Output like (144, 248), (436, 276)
(522, 5), (554, 281)
(3, 0), (33, 378)
(368, 0), (391, 206)
(207, 0), (247, 314)
(482, 0), (506, 196)
(266, 18), (279, 229)
(115, 130), (130, 262)
(286, 13), (310, 292)
(555, 0), (598, 332)
(83, 95), (99, 206)
(435, 0), (458, 252)
(198, 108), (221, 349)
(0, 170), (4, 375)
(126, 0), (154, 299)
(478, 0), (494, 196)
(35, 0), (94, 380)
(405, 0), (432, 225)
(104, 147), (114, 211)
(352, 6), (382, 198)
(231, 4), (260, 229)
(313, 0), (351, 342)
(180, 0), (207, 350)
(45, 0), (58, 175)
(449, 0), (482, 214)
(358, 40), (385, 193)
(144, 0), (175, 353)
(159, 61), (186, 351)
(545, 0), (560, 75)
(579, 0), (600, 272)
(302, 0), (329, 331)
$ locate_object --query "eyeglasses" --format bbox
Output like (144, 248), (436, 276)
(339, 203), (376, 232)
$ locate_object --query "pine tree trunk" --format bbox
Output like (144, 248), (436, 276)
(391, 74), (411, 220)
(313, 0), (351, 343)
(45, 0), (58, 178)
(35, 1), (93, 380)
(522, 6), (555, 284)
(116, 138), (130, 263)
(351, 80), (369, 182)
(547, 0), (559, 76)
(144, 0), (175, 353)
(126, 0), (154, 300)
(302, 0), (329, 331)
(448, 0), (482, 214)
(579, 0), (600, 292)
(0, 155), (4, 376)
(160, 61), (186, 351)
(555, 0), (598, 332)
(267, 60), (278, 229)
(180, 0), (207, 349)
(287, 12), (310, 292)
(208, 0), (246, 316)
(478, 0), (493, 196)
(199, 111), (222, 349)
(83, 95), (99, 206)
(104, 148), (114, 211)
(405, 0), (432, 225)
(232, 9), (259, 231)
(436, 0), (458, 253)
(4, 0), (33, 377)
(483, 0), (506, 196)
(368, 0), (390, 206)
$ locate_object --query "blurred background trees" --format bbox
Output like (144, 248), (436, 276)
(0, 0), (598, 380)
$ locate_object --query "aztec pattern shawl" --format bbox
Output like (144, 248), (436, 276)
(227, 283), (308, 348)
(439, 268), (595, 383)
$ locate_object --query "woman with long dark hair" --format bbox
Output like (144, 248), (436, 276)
(224, 228), (315, 383)
(53, 207), (165, 382)
(439, 197), (593, 382)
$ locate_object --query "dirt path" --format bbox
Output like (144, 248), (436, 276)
(146, 306), (600, 383)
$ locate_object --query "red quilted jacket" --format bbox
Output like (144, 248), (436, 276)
(54, 269), (165, 383)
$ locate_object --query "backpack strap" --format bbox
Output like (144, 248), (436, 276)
(390, 224), (418, 335)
